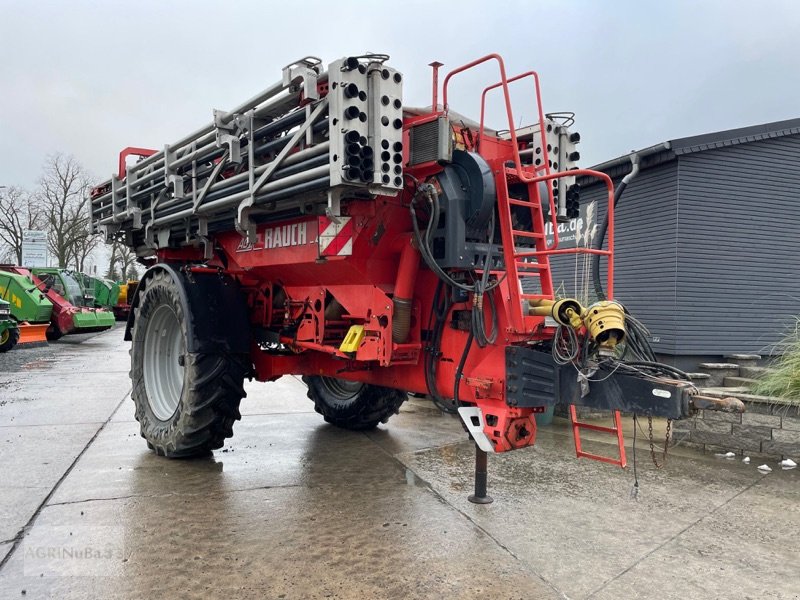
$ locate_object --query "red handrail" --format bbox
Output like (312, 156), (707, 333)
(443, 55), (520, 157)
(480, 71), (560, 248)
(442, 54), (616, 299)
(524, 168), (616, 299)
(478, 70), (548, 169)
(443, 55), (532, 185)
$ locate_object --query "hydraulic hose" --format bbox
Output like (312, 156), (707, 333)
(591, 152), (640, 300)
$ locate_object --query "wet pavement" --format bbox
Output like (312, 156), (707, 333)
(0, 326), (798, 599)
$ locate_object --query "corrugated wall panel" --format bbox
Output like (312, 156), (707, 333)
(546, 161), (679, 354)
(676, 134), (800, 355)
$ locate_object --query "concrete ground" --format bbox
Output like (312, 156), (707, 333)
(0, 326), (798, 599)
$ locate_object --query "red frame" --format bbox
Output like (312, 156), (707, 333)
(118, 147), (157, 179)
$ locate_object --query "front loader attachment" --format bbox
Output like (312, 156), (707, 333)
(17, 322), (49, 346)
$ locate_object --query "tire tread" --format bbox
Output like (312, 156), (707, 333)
(302, 375), (406, 431)
(130, 270), (249, 458)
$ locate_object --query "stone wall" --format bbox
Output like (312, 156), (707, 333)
(672, 400), (800, 459)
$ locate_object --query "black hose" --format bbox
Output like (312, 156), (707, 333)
(453, 330), (474, 408)
(426, 281), (458, 414)
(471, 211), (498, 348)
(591, 153), (640, 300)
(410, 184), (503, 294)
(622, 360), (690, 381)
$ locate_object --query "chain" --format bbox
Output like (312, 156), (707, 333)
(647, 416), (672, 469)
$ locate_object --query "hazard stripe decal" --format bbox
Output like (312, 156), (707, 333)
(318, 216), (354, 256)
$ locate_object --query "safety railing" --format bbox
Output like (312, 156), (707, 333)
(441, 54), (617, 306)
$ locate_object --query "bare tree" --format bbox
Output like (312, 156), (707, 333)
(0, 186), (44, 264)
(118, 244), (139, 280)
(106, 244), (119, 280)
(73, 230), (103, 272)
(38, 154), (100, 270)
(106, 240), (137, 281)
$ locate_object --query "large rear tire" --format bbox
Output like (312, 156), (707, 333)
(303, 375), (406, 430)
(130, 271), (248, 457)
(0, 326), (19, 352)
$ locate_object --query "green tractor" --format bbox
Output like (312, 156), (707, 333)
(0, 269), (53, 345)
(0, 298), (20, 352)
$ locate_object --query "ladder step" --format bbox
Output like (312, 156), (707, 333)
(512, 230), (544, 239)
(508, 198), (539, 208)
(515, 261), (548, 270)
(568, 405), (627, 468)
(573, 422), (618, 434)
(574, 451), (626, 467)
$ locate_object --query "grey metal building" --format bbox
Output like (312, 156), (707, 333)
(549, 118), (800, 369)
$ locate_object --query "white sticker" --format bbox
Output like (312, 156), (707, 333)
(652, 389), (672, 398)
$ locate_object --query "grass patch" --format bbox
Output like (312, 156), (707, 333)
(753, 324), (800, 402)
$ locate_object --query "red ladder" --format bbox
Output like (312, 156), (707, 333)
(440, 53), (625, 465)
(496, 172), (556, 314)
(568, 406), (627, 468)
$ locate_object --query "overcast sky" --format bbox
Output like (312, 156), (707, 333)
(2, 0), (800, 188)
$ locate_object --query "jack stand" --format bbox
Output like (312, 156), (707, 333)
(467, 444), (493, 504)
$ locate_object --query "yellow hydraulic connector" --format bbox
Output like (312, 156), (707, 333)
(583, 301), (626, 349)
(339, 325), (366, 353)
(528, 298), (585, 329)
(528, 297), (627, 351)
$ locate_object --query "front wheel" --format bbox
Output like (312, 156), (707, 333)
(45, 325), (63, 341)
(0, 326), (19, 352)
(303, 375), (406, 430)
(130, 270), (248, 457)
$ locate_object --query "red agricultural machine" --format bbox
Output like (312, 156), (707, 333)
(91, 53), (741, 501)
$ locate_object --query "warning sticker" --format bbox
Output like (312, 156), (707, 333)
(317, 216), (353, 256)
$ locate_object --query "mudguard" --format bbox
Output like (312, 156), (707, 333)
(125, 263), (250, 355)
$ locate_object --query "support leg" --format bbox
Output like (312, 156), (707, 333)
(467, 444), (493, 504)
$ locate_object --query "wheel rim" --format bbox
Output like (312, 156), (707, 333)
(143, 304), (185, 421)
(319, 377), (364, 402)
(0, 329), (8, 345)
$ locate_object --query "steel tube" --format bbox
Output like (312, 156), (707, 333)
(145, 153), (330, 218)
(131, 118), (330, 202)
(197, 164), (329, 213)
(98, 112), (328, 205)
(93, 138), (330, 217)
(203, 154), (328, 203)
(121, 84), (306, 175)
(152, 174), (330, 227)
(98, 154), (330, 226)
